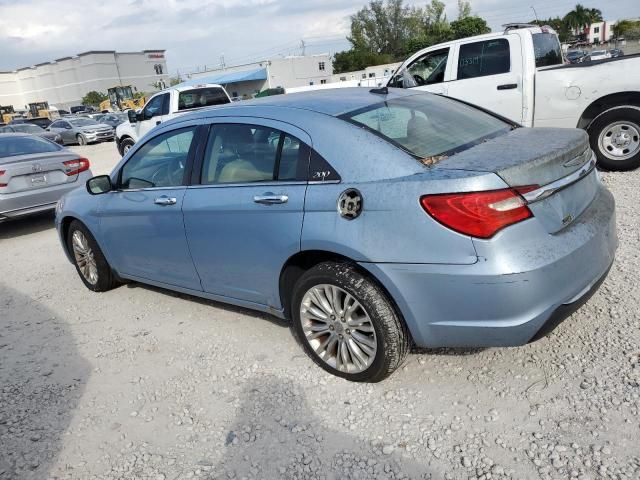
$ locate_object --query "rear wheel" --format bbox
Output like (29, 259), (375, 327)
(67, 220), (118, 292)
(589, 107), (640, 171)
(76, 134), (87, 146)
(290, 262), (410, 382)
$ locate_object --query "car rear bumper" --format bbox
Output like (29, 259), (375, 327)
(360, 185), (617, 348)
(0, 171), (91, 221)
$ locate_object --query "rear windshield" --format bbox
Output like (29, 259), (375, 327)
(0, 136), (60, 158)
(11, 124), (43, 133)
(340, 94), (512, 160)
(532, 33), (563, 67)
(178, 87), (230, 111)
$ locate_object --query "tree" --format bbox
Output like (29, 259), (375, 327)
(450, 16), (490, 39)
(81, 91), (107, 107)
(333, 49), (394, 74)
(169, 76), (183, 86)
(563, 4), (602, 32)
(457, 0), (471, 20)
(613, 19), (640, 40)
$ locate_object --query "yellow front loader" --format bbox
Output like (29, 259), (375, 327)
(100, 86), (146, 112)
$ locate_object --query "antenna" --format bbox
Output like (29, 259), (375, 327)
(531, 6), (539, 23)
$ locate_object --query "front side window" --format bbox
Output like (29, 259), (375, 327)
(120, 127), (196, 189)
(532, 33), (563, 67)
(177, 88), (230, 111)
(389, 48), (449, 88)
(143, 94), (164, 119)
(341, 94), (512, 160)
(457, 39), (510, 80)
(200, 124), (307, 184)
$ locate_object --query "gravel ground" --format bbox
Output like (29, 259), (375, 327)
(1, 141), (639, 480)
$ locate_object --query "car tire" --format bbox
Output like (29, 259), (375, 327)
(120, 137), (135, 156)
(588, 106), (640, 171)
(290, 261), (410, 382)
(67, 220), (118, 292)
(77, 134), (87, 146)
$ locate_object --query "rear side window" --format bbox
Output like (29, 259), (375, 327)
(457, 39), (510, 79)
(341, 94), (511, 160)
(0, 136), (61, 158)
(178, 88), (230, 111)
(532, 33), (563, 67)
(200, 124), (307, 184)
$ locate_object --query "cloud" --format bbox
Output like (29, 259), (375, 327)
(0, 0), (638, 73)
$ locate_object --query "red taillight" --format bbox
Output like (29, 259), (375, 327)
(63, 158), (90, 176)
(0, 170), (6, 187)
(420, 188), (536, 239)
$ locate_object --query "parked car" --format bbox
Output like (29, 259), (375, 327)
(609, 48), (624, 58)
(0, 133), (92, 221)
(566, 49), (588, 63)
(47, 117), (114, 145)
(0, 123), (63, 144)
(10, 117), (53, 129)
(97, 112), (128, 128)
(70, 105), (94, 114)
(115, 83), (231, 156)
(589, 49), (611, 61)
(390, 25), (640, 170)
(56, 88), (617, 382)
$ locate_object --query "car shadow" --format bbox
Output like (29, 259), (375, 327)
(0, 284), (91, 479)
(208, 375), (431, 479)
(124, 282), (290, 329)
(0, 212), (55, 239)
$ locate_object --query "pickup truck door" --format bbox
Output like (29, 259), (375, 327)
(135, 92), (170, 142)
(388, 47), (453, 95)
(445, 35), (524, 124)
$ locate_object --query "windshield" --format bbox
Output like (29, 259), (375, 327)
(12, 124), (44, 133)
(0, 135), (60, 157)
(178, 87), (230, 110)
(340, 94), (512, 160)
(69, 118), (98, 127)
(532, 33), (563, 67)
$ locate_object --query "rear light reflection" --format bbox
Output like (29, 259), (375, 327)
(0, 170), (6, 187)
(63, 158), (90, 176)
(420, 186), (538, 239)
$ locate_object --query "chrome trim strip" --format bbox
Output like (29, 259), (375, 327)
(522, 153), (596, 204)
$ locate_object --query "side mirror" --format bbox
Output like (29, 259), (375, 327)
(128, 109), (138, 124)
(86, 175), (113, 195)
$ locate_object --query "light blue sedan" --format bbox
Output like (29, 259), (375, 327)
(55, 88), (617, 382)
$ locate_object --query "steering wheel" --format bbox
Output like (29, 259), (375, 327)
(412, 74), (426, 86)
(151, 160), (184, 187)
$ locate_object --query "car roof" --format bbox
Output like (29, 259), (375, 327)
(177, 87), (422, 120)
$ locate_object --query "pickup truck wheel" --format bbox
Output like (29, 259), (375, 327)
(120, 137), (135, 156)
(589, 107), (640, 171)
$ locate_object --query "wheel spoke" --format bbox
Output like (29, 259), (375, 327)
(346, 339), (367, 369)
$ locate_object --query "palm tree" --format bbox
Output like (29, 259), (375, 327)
(563, 4), (603, 32)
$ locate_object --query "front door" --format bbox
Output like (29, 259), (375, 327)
(136, 92), (169, 142)
(388, 47), (452, 95)
(99, 125), (202, 291)
(445, 35), (524, 124)
(183, 120), (311, 308)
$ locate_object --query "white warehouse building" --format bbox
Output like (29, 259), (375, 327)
(0, 50), (169, 110)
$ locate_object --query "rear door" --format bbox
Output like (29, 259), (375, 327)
(446, 35), (524, 123)
(182, 119), (311, 308)
(98, 125), (203, 290)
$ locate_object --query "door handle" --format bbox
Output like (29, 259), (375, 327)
(155, 120), (161, 126)
(497, 83), (518, 90)
(253, 194), (288, 205)
(154, 195), (177, 206)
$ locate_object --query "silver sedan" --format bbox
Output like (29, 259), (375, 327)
(47, 117), (114, 146)
(0, 133), (93, 221)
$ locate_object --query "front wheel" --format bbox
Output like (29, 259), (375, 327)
(291, 262), (410, 382)
(119, 137), (135, 157)
(67, 220), (118, 292)
(589, 107), (640, 171)
(76, 134), (87, 146)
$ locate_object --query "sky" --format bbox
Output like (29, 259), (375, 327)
(0, 0), (638, 75)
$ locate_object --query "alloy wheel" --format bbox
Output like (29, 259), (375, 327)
(71, 230), (98, 285)
(300, 284), (377, 373)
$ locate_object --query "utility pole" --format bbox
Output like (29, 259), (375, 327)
(220, 55), (226, 70)
(531, 6), (539, 24)
(300, 40), (306, 56)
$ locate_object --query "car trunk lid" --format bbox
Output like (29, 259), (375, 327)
(433, 128), (598, 233)
(0, 151), (83, 194)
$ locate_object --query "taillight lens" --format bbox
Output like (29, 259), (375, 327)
(63, 158), (90, 176)
(0, 170), (5, 188)
(420, 188), (535, 239)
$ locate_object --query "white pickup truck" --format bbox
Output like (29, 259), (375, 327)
(115, 83), (231, 156)
(389, 24), (640, 170)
